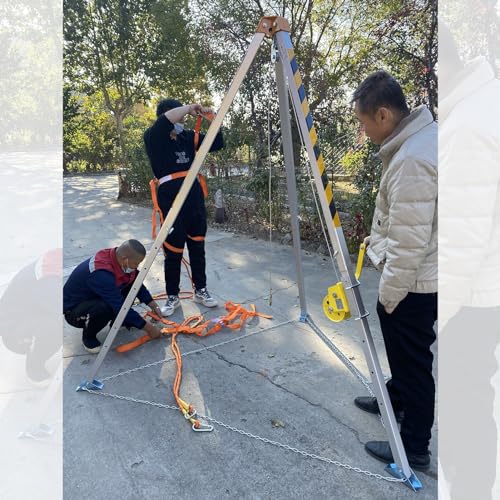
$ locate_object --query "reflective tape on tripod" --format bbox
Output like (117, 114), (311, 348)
(285, 43), (341, 229)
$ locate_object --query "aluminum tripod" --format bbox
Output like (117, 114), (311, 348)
(77, 16), (421, 491)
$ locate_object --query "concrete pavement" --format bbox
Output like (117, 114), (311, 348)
(63, 173), (437, 499)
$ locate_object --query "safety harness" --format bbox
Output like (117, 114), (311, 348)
(149, 111), (215, 240)
(148, 111), (216, 299)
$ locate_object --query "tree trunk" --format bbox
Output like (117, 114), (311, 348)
(115, 110), (128, 168)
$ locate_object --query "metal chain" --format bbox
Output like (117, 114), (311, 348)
(82, 388), (179, 410)
(85, 295), (400, 483)
(100, 319), (295, 382)
(198, 413), (405, 483)
(81, 387), (403, 483)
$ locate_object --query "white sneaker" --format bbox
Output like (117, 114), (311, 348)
(83, 344), (101, 354)
(161, 295), (180, 316)
(194, 288), (218, 307)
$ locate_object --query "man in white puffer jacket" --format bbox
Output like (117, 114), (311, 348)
(351, 71), (437, 471)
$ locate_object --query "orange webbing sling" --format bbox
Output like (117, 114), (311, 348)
(193, 111), (216, 150)
(115, 302), (272, 430)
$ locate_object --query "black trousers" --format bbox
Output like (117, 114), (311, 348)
(158, 188), (207, 296)
(64, 299), (116, 343)
(377, 292), (437, 453)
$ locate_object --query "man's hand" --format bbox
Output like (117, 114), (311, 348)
(143, 321), (163, 339)
(148, 300), (162, 318)
(188, 104), (214, 117)
(188, 103), (203, 116)
(363, 235), (371, 246)
(383, 302), (398, 314)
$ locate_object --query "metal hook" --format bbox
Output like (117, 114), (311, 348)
(184, 409), (197, 420)
(192, 422), (214, 432)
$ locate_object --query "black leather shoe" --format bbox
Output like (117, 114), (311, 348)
(364, 441), (430, 471)
(354, 396), (404, 423)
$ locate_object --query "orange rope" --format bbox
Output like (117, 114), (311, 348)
(115, 302), (272, 429)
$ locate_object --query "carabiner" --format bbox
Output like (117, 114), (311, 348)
(184, 409), (197, 420)
(192, 421), (214, 432)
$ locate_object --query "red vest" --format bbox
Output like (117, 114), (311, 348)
(92, 248), (137, 287)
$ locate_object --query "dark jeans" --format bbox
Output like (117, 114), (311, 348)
(377, 292), (437, 453)
(64, 299), (115, 343)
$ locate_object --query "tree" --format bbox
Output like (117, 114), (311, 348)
(63, 90), (118, 172)
(64, 0), (208, 167)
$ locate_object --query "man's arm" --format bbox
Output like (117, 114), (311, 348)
(135, 283), (162, 317)
(87, 271), (161, 337)
(165, 104), (203, 123)
(379, 157), (437, 312)
(136, 283), (153, 305)
(198, 128), (224, 152)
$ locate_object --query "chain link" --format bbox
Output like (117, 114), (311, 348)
(82, 388), (179, 411)
(198, 413), (405, 483)
(84, 317), (409, 485)
(81, 387), (404, 483)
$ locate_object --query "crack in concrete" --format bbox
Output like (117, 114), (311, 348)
(208, 349), (364, 446)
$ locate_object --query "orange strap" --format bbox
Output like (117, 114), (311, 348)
(155, 171), (208, 200)
(149, 178), (163, 239)
(193, 111), (216, 150)
(187, 235), (205, 242)
(198, 173), (208, 199)
(115, 334), (151, 353)
(115, 303), (272, 351)
(114, 303), (272, 428)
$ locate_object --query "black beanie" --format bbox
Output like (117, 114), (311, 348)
(156, 98), (183, 117)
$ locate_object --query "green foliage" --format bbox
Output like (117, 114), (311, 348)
(120, 107), (156, 195)
(340, 147), (367, 176)
(63, 0), (437, 240)
(64, 91), (118, 172)
(64, 0), (209, 168)
(245, 164), (286, 225)
(350, 142), (383, 233)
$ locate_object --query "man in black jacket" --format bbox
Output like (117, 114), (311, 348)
(63, 240), (163, 353)
(144, 99), (224, 316)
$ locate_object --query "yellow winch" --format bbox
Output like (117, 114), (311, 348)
(322, 243), (366, 323)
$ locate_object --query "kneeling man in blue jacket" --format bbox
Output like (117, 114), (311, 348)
(64, 239), (163, 353)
